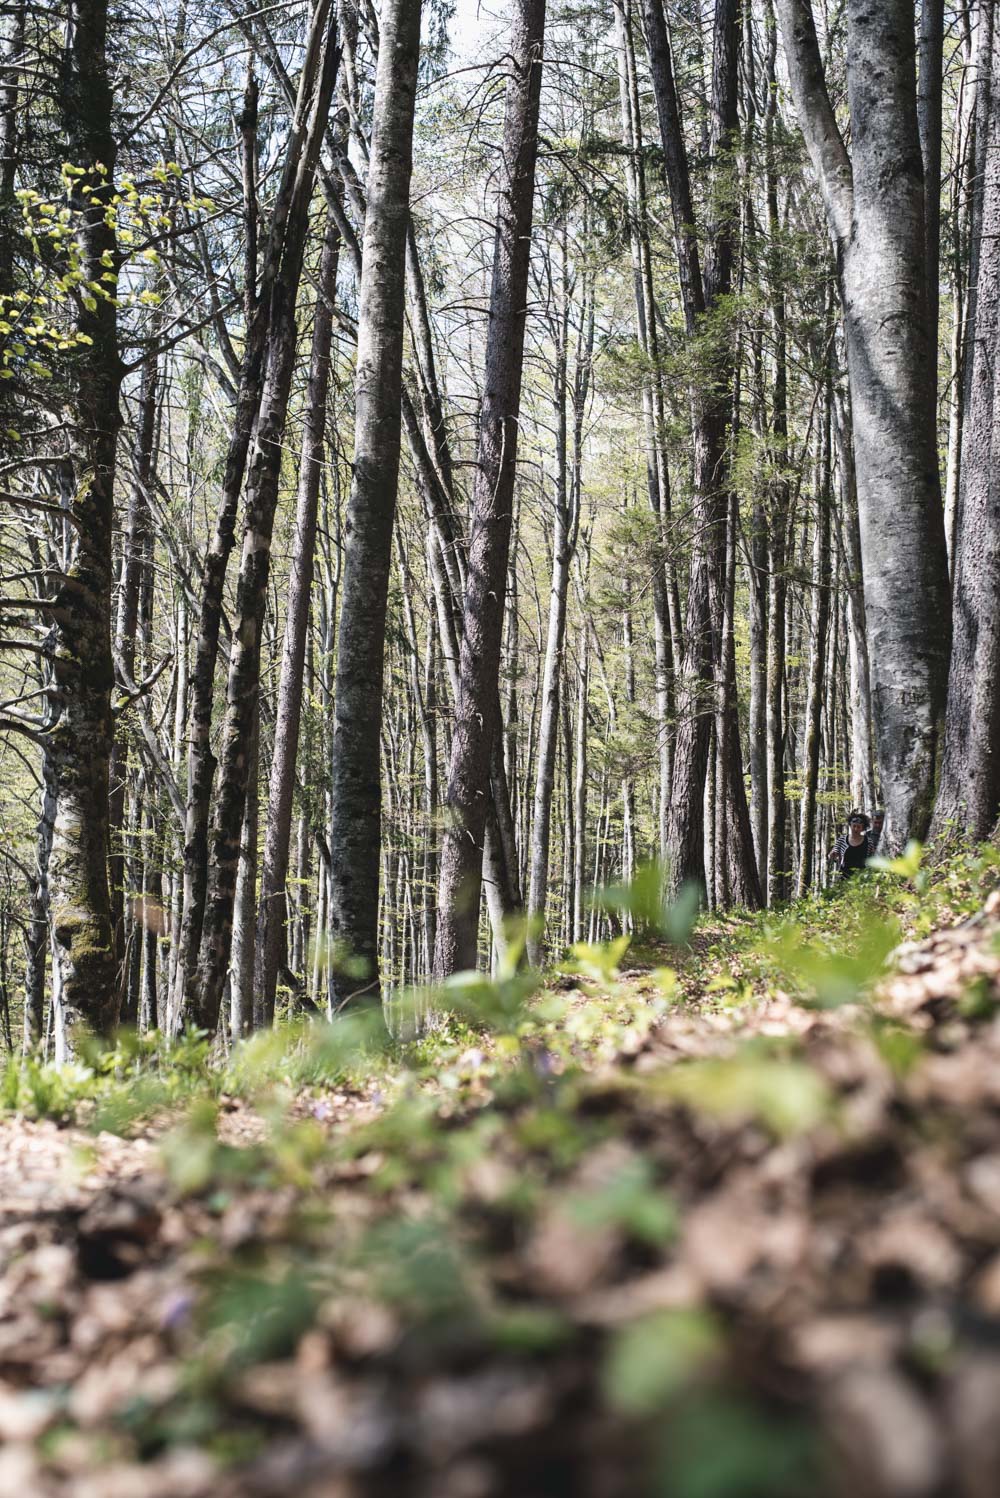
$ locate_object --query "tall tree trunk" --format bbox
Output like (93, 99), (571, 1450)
(230, 711), (258, 1039)
(189, 2), (341, 1030)
(798, 391), (833, 894)
(747, 338), (769, 889)
(24, 753), (56, 1050)
(434, 0), (546, 976)
(141, 797), (161, 1033)
(171, 68), (264, 1029)
(614, 0), (675, 849)
(0, 0), (23, 293)
(934, 4), (1000, 840)
(572, 644), (588, 942)
(918, 0), (945, 373)
(254, 208), (340, 1028)
(527, 231), (576, 965)
(48, 0), (123, 1039)
(326, 0), (422, 1010)
(764, 8), (789, 904)
(778, 0), (951, 850)
(109, 353), (158, 995)
(946, 3), (990, 570)
(643, 0), (743, 899)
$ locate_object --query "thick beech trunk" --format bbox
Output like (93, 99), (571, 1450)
(934, 6), (1000, 840)
(435, 0), (546, 976)
(779, 0), (952, 850)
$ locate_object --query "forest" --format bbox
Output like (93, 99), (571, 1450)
(1, 0), (1000, 1493)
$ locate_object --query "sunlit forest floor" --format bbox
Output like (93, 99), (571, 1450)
(4, 848), (1000, 1497)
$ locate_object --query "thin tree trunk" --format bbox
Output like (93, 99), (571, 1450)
(798, 391), (833, 894)
(191, 2), (341, 1029)
(614, 0), (675, 848)
(918, 0), (945, 372)
(747, 338), (769, 889)
(230, 712), (258, 1039)
(24, 754), (56, 1050)
(0, 0), (24, 293)
(765, 8), (789, 904)
(254, 207), (340, 1028)
(527, 232), (573, 965)
(572, 646), (588, 944)
(643, 0), (742, 899)
(944, 5), (983, 571)
(326, 0), (422, 1009)
(833, 397), (877, 816)
(435, 0), (546, 976)
(109, 353), (158, 994)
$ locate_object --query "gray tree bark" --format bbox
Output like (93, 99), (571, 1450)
(434, 0), (546, 976)
(614, 0), (676, 850)
(190, 0), (341, 1030)
(47, 0), (123, 1039)
(778, 0), (952, 850)
(526, 234), (591, 965)
(764, 10), (789, 904)
(798, 388), (833, 894)
(327, 0), (422, 1009)
(254, 207), (340, 1028)
(643, 0), (758, 905)
(934, 3), (1000, 840)
(918, 0), (944, 367)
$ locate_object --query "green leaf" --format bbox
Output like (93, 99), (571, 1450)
(661, 1050), (832, 1137)
(603, 1309), (720, 1415)
(868, 839), (924, 880)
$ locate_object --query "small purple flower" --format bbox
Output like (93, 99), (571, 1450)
(311, 1099), (333, 1121)
(160, 1288), (194, 1331)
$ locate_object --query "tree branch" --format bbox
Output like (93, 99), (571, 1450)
(775, 0), (854, 252)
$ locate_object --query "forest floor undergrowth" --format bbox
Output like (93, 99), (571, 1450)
(5, 848), (1000, 1497)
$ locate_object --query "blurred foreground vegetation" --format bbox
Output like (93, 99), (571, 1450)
(3, 842), (1000, 1497)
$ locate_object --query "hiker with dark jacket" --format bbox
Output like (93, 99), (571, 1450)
(870, 808), (885, 851)
(827, 811), (876, 879)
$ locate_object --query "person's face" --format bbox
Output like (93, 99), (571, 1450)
(849, 817), (865, 834)
(874, 814), (884, 828)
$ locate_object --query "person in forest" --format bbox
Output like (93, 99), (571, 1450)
(870, 808), (885, 851)
(827, 811), (876, 879)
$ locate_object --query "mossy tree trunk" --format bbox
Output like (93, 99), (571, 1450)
(47, 0), (124, 1044)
